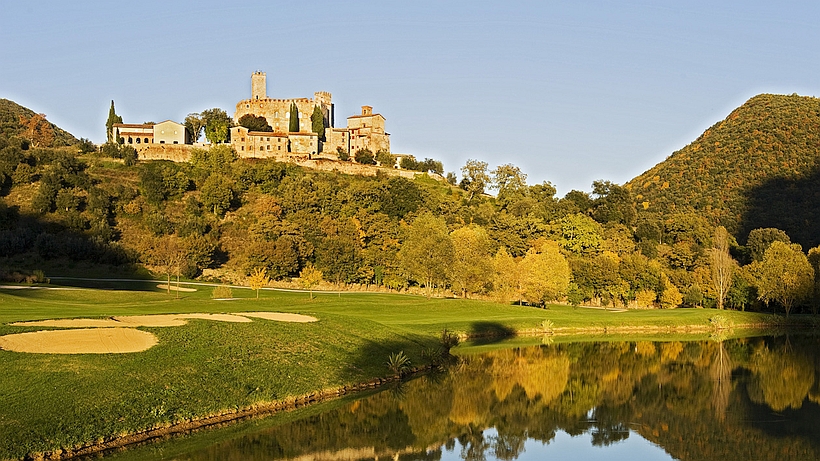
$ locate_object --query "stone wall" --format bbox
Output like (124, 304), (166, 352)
(136, 144), (197, 162)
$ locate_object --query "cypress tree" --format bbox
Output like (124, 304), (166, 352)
(311, 105), (325, 141)
(288, 103), (299, 133)
(105, 100), (122, 143)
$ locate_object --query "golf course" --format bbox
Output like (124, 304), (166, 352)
(0, 280), (799, 460)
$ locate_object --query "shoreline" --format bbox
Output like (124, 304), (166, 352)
(23, 320), (810, 461)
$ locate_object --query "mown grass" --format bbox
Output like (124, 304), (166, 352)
(0, 282), (798, 459)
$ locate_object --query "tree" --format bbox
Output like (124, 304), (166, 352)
(146, 235), (185, 296)
(807, 245), (820, 315)
(375, 150), (395, 167)
(754, 241), (813, 315)
(336, 147), (349, 161)
(184, 113), (205, 144)
(121, 146), (137, 166)
(288, 103), (299, 132)
(491, 164), (527, 203)
(398, 212), (454, 298)
(710, 226), (736, 310)
(557, 213), (602, 256)
(659, 275), (683, 309)
(238, 114), (272, 132)
(492, 247), (524, 305)
(299, 264), (323, 299)
(450, 225), (492, 298)
(200, 174), (234, 216)
(19, 113), (54, 148)
(519, 240), (571, 306)
(311, 105), (325, 140)
(248, 267), (270, 299)
(354, 148), (375, 165)
(201, 108), (231, 144)
(460, 159), (490, 202)
(747, 228), (791, 262)
(106, 100), (122, 143)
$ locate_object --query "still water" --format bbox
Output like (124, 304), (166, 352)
(90, 336), (820, 461)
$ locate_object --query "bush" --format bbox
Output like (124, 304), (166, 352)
(354, 148), (375, 165)
(336, 147), (349, 161)
(212, 285), (233, 299)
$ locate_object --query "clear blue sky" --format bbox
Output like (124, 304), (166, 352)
(2, 0), (819, 194)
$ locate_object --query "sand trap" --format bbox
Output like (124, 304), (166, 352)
(241, 312), (318, 323)
(0, 328), (158, 354)
(156, 284), (197, 292)
(3, 312), (317, 354)
(10, 318), (124, 328)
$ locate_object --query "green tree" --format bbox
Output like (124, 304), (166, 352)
(105, 100), (122, 144)
(491, 163), (528, 204)
(375, 150), (395, 167)
(311, 105), (325, 140)
(288, 103), (299, 132)
(747, 228), (791, 262)
(460, 159), (490, 202)
(807, 245), (820, 315)
(201, 108), (231, 144)
(753, 241), (813, 315)
(398, 212), (454, 298)
(492, 247), (524, 304)
(336, 147), (349, 161)
(450, 225), (492, 298)
(557, 213), (602, 256)
(238, 114), (272, 132)
(354, 148), (375, 165)
(200, 174), (234, 216)
(184, 113), (205, 144)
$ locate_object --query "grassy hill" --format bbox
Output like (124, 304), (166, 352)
(628, 93), (820, 247)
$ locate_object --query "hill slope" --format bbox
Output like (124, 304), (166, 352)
(627, 93), (820, 248)
(0, 98), (79, 146)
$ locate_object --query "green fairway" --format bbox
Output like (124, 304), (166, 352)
(0, 282), (794, 459)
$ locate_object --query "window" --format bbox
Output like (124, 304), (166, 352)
(135, 138), (140, 144)
(241, 146), (244, 151)
(173, 141), (178, 144)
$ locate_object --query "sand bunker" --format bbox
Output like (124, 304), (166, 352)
(156, 284), (197, 292)
(241, 312), (318, 323)
(3, 311), (317, 354)
(0, 328), (158, 354)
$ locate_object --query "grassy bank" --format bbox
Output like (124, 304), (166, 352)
(0, 282), (804, 460)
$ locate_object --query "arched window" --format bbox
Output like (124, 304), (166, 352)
(128, 137), (133, 144)
(144, 138), (149, 144)
(135, 137), (140, 144)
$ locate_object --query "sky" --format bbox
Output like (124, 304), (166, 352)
(2, 0), (819, 195)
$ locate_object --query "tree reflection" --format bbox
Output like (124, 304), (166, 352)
(174, 337), (820, 461)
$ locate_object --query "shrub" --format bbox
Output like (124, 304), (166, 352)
(354, 148), (375, 165)
(386, 351), (411, 376)
(212, 285), (232, 299)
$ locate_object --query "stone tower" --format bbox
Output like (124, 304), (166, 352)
(251, 71), (266, 100)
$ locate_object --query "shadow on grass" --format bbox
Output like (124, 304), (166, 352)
(468, 321), (516, 345)
(349, 334), (439, 381)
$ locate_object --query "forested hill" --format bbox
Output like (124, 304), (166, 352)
(627, 93), (820, 247)
(0, 98), (79, 147)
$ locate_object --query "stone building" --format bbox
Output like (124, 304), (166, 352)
(113, 120), (186, 146)
(325, 106), (390, 155)
(232, 72), (389, 157)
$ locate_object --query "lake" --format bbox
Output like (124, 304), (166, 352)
(84, 335), (820, 461)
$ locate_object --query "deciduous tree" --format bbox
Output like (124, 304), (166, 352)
(238, 114), (272, 132)
(201, 108), (231, 144)
(398, 212), (454, 298)
(754, 241), (813, 315)
(450, 225), (492, 298)
(248, 267), (270, 299)
(460, 159), (490, 202)
(299, 264), (323, 299)
(519, 240), (571, 306)
(184, 113), (205, 143)
(710, 226), (736, 310)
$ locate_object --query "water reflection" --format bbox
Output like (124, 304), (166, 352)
(99, 336), (820, 461)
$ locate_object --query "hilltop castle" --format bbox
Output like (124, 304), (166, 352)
(231, 72), (390, 158)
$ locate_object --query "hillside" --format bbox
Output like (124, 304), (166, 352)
(627, 93), (820, 247)
(0, 98), (79, 147)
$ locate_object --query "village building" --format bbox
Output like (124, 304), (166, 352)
(113, 120), (186, 146)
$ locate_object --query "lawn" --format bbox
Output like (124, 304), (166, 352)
(0, 281), (791, 459)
